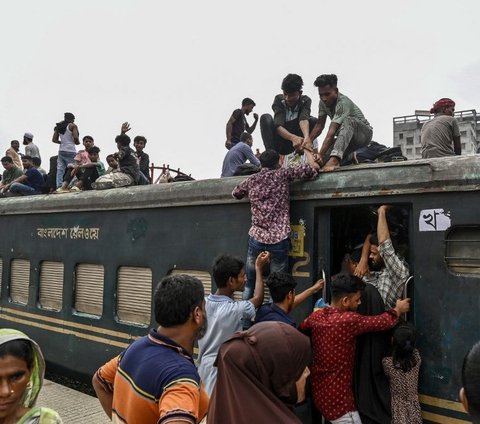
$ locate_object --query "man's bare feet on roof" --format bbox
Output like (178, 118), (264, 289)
(321, 157), (340, 172)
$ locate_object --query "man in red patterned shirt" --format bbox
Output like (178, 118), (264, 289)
(300, 274), (410, 423)
(232, 148), (319, 313)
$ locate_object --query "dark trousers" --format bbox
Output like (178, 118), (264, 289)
(260, 114), (317, 155)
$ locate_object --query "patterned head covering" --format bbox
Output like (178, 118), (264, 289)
(0, 329), (45, 408)
(430, 98), (455, 114)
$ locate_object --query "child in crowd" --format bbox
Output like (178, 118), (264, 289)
(105, 154), (119, 173)
(300, 274), (410, 424)
(382, 322), (422, 424)
(70, 146), (106, 191)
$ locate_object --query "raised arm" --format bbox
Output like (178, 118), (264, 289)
(377, 205), (391, 245)
(354, 234), (371, 278)
(246, 113), (259, 134)
(293, 278), (324, 308)
(249, 251), (270, 308)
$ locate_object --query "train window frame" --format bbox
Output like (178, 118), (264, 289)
(10, 259), (30, 306)
(73, 263), (104, 318)
(39, 261), (64, 312)
(445, 226), (480, 277)
(169, 269), (212, 297)
(116, 266), (152, 327)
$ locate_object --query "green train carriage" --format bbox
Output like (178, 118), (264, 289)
(0, 155), (478, 423)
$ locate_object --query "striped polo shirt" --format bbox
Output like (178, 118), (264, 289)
(95, 329), (208, 424)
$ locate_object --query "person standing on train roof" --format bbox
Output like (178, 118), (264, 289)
(254, 272), (324, 327)
(461, 341), (480, 424)
(225, 97), (259, 150)
(221, 132), (260, 177)
(52, 112), (80, 188)
(299, 274), (410, 424)
(260, 73), (317, 156)
(232, 148), (319, 311)
(421, 98), (461, 158)
(197, 252), (270, 396)
(5, 139), (22, 169)
(92, 274), (209, 424)
(308, 74), (373, 172)
(23, 132), (41, 160)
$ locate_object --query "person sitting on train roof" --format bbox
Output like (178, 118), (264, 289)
(225, 97), (258, 150)
(421, 98), (461, 159)
(221, 132), (260, 177)
(32, 157), (47, 177)
(308, 74), (373, 172)
(0, 328), (63, 423)
(354, 205), (410, 310)
(105, 154), (118, 173)
(254, 272), (324, 327)
(92, 274), (209, 424)
(69, 146), (106, 191)
(299, 274), (410, 424)
(232, 148), (319, 312)
(5, 139), (22, 169)
(260, 73), (317, 156)
(197, 252), (270, 396)
(91, 134), (140, 189)
(1, 155), (44, 197)
(55, 135), (94, 193)
(207, 322), (311, 424)
(460, 340), (480, 424)
(120, 122), (151, 184)
(0, 156), (24, 194)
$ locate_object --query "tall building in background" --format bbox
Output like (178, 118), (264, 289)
(393, 109), (479, 159)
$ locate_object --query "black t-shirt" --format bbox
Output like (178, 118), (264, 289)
(118, 147), (140, 182)
(231, 109), (247, 142)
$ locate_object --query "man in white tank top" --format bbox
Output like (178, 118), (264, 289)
(52, 112), (80, 188)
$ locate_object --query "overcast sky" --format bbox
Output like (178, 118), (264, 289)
(1, 0), (479, 180)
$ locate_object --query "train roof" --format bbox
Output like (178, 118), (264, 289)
(0, 156), (479, 215)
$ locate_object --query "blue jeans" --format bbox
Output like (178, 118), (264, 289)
(9, 183), (37, 195)
(243, 236), (290, 301)
(56, 151), (76, 188)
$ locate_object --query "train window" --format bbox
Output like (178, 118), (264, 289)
(117, 266), (152, 325)
(445, 226), (480, 276)
(74, 263), (104, 316)
(233, 282), (270, 302)
(10, 259), (30, 305)
(170, 269), (212, 295)
(39, 261), (64, 311)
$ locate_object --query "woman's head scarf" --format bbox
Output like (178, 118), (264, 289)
(0, 329), (45, 408)
(207, 321), (310, 424)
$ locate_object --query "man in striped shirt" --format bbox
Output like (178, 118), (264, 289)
(92, 274), (209, 424)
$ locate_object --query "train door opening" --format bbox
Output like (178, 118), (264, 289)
(317, 203), (412, 305)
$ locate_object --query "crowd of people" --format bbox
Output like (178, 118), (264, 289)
(89, 141), (476, 424)
(221, 73), (464, 178)
(0, 115), (153, 197)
